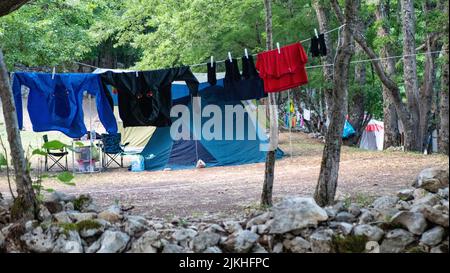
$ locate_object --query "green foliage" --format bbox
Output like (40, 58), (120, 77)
(73, 194), (91, 211)
(0, 153), (7, 166)
(42, 140), (68, 150)
(57, 172), (75, 185)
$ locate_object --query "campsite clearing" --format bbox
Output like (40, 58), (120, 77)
(0, 132), (446, 219)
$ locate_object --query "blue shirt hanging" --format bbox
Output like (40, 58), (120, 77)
(12, 72), (118, 138)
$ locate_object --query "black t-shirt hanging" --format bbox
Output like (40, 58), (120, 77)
(100, 67), (199, 128)
(207, 62), (217, 86)
(310, 33), (327, 57)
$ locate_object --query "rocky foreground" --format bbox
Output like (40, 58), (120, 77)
(0, 167), (448, 253)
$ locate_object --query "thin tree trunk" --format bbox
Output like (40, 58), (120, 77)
(439, 43), (449, 155)
(312, 0), (334, 132)
(332, 0), (419, 152)
(376, 0), (401, 149)
(314, 0), (356, 207)
(261, 0), (278, 207)
(400, 0), (421, 151)
(0, 50), (37, 221)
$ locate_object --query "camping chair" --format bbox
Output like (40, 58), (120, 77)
(100, 133), (129, 168)
(43, 134), (69, 171)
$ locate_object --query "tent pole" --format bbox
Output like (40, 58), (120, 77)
(288, 89), (293, 160)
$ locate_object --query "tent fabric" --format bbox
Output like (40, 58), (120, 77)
(359, 119), (384, 151)
(140, 80), (284, 171)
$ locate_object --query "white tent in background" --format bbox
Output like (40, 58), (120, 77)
(359, 119), (384, 151)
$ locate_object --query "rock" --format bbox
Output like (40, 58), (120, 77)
(329, 222), (353, 235)
(430, 241), (449, 253)
(162, 243), (185, 253)
(203, 246), (222, 253)
(335, 212), (356, 223)
(310, 229), (334, 253)
(413, 188), (429, 200)
(353, 225), (384, 242)
(332, 201), (346, 212)
(98, 205), (122, 223)
(283, 236), (310, 253)
(0, 231), (5, 250)
(269, 197), (328, 234)
(64, 202), (74, 211)
(53, 230), (83, 253)
(46, 191), (76, 203)
(129, 231), (160, 253)
(246, 212), (271, 228)
(44, 201), (63, 214)
(324, 207), (337, 219)
(223, 221), (242, 234)
(172, 228), (197, 242)
(371, 196), (399, 221)
(192, 232), (221, 252)
(413, 167), (449, 193)
(205, 224), (226, 234)
(21, 227), (55, 253)
(420, 226), (445, 246)
(67, 211), (96, 223)
(396, 200), (411, 211)
(224, 230), (259, 253)
(390, 211), (428, 235)
(252, 243), (268, 253)
(96, 230), (130, 253)
(272, 242), (283, 253)
(397, 189), (414, 201)
(358, 210), (375, 224)
(78, 220), (104, 238)
(380, 229), (415, 253)
(86, 240), (101, 253)
(24, 220), (38, 233)
(257, 224), (269, 234)
(419, 206), (449, 227)
(82, 203), (100, 213)
(413, 193), (441, 207)
(53, 211), (72, 223)
(348, 203), (362, 217)
(124, 217), (148, 237)
(38, 205), (52, 223)
(438, 187), (449, 200)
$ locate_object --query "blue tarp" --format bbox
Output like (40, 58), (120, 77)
(141, 80), (284, 171)
(343, 120), (356, 139)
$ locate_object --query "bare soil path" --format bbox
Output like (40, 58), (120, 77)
(1, 132), (447, 219)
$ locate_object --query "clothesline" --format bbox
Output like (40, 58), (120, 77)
(304, 49), (448, 70)
(188, 24), (346, 68)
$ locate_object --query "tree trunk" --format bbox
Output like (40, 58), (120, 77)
(347, 46), (366, 146)
(0, 50), (37, 221)
(400, 0), (421, 151)
(439, 43), (449, 155)
(376, 0), (401, 149)
(0, 0), (30, 17)
(332, 0), (419, 152)
(261, 0), (278, 207)
(312, 0), (334, 132)
(314, 0), (356, 207)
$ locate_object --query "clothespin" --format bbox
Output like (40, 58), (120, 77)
(276, 43), (281, 54)
(135, 71), (139, 77)
(245, 48), (249, 59)
(314, 28), (319, 39)
(210, 56), (214, 67)
(51, 67), (56, 80)
(228, 52), (232, 62)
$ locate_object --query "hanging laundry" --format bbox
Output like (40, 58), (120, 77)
(12, 72), (117, 138)
(256, 42), (308, 93)
(100, 67), (199, 128)
(221, 56), (266, 101)
(207, 62), (217, 86)
(310, 33), (327, 57)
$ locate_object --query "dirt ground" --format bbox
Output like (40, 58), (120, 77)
(0, 132), (448, 219)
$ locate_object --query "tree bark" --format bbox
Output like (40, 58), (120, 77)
(0, 50), (37, 220)
(314, 0), (356, 207)
(439, 43), (449, 155)
(312, 0), (334, 132)
(376, 0), (401, 149)
(261, 0), (278, 207)
(400, 0), (421, 151)
(0, 0), (30, 17)
(332, 0), (419, 152)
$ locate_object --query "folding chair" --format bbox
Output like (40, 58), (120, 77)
(101, 133), (129, 168)
(43, 135), (68, 171)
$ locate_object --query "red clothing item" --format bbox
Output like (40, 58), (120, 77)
(256, 42), (308, 93)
